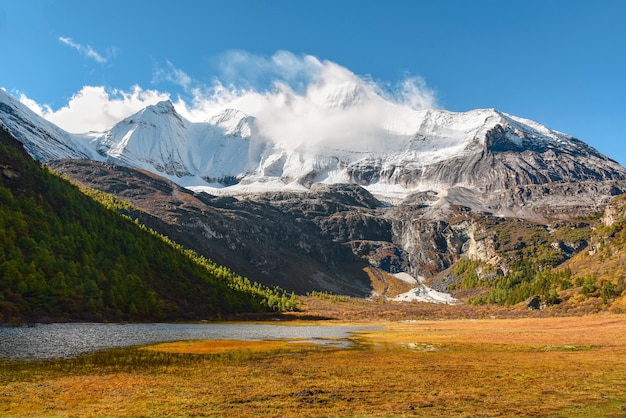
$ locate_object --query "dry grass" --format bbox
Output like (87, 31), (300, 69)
(290, 294), (548, 321)
(2, 315), (626, 417)
(363, 267), (417, 299)
(142, 339), (318, 355)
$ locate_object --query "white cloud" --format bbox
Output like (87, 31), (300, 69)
(18, 93), (52, 116)
(59, 36), (115, 64)
(178, 51), (439, 150)
(21, 86), (170, 132)
(25, 52), (439, 146)
(389, 75), (438, 111)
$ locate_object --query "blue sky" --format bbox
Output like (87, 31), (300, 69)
(1, 0), (625, 165)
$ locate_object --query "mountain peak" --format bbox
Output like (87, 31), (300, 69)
(320, 81), (368, 109)
(149, 100), (176, 113)
(120, 99), (185, 130)
(140, 99), (179, 119)
(208, 109), (254, 139)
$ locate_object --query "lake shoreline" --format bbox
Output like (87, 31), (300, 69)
(0, 321), (373, 361)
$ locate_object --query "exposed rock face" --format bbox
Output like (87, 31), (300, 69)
(386, 204), (503, 279)
(602, 194), (626, 227)
(485, 181), (626, 221)
(340, 120), (626, 197)
(48, 159), (626, 297)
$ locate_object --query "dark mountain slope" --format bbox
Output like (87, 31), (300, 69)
(0, 126), (290, 323)
(48, 159), (374, 296)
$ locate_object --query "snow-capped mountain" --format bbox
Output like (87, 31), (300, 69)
(1, 88), (624, 202)
(0, 89), (92, 161)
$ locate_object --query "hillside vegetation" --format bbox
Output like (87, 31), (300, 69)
(445, 199), (626, 312)
(448, 218), (582, 305)
(0, 126), (294, 323)
(560, 193), (626, 311)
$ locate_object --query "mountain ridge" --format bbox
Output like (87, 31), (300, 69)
(2, 89), (624, 204)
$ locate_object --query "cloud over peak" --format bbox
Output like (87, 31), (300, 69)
(178, 51), (440, 149)
(21, 51), (439, 151)
(22, 86), (169, 132)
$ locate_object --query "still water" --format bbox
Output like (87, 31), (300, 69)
(0, 322), (368, 360)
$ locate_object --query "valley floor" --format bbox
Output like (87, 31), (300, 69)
(286, 294), (611, 322)
(1, 306), (626, 417)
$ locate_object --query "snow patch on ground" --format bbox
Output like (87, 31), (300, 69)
(392, 272), (418, 285)
(363, 182), (412, 203)
(390, 273), (456, 304)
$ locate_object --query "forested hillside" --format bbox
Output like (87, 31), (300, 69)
(0, 126), (294, 323)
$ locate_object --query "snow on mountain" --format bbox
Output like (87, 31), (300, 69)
(96, 100), (192, 176)
(88, 101), (260, 185)
(208, 108), (254, 138)
(0, 89), (94, 161)
(1, 88), (624, 202)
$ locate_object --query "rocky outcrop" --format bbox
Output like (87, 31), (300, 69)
(525, 295), (544, 310)
(485, 181), (626, 221)
(602, 194), (626, 227)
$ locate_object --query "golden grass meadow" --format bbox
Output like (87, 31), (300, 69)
(1, 302), (626, 417)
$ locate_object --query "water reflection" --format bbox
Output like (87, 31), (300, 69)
(0, 323), (368, 360)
